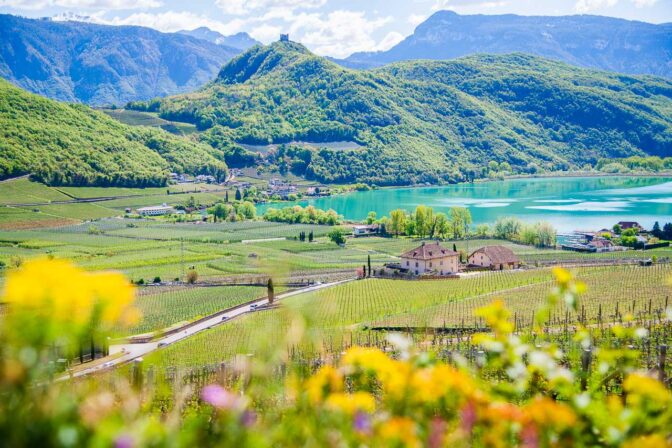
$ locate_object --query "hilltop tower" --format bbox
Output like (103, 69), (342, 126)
(279, 33), (289, 42)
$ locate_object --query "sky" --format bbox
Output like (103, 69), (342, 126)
(0, 0), (670, 58)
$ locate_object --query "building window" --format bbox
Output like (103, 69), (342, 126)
(415, 270), (418, 275)
(429, 262), (433, 268)
(415, 262), (418, 267)
(406, 261), (409, 266)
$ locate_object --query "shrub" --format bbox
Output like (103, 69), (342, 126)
(186, 270), (198, 284)
(153, 277), (161, 284)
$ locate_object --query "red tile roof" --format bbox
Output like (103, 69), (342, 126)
(400, 242), (458, 260)
(469, 245), (520, 264)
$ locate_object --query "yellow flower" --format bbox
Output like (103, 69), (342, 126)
(524, 397), (576, 431)
(325, 392), (375, 415)
(341, 347), (392, 372)
(2, 258), (139, 331)
(552, 267), (572, 286)
(623, 373), (672, 407)
(378, 417), (420, 448)
(622, 434), (670, 448)
(410, 364), (475, 404)
(475, 300), (513, 335)
(305, 365), (343, 404)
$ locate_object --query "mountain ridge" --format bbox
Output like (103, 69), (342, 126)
(131, 41), (672, 186)
(0, 14), (244, 105)
(0, 78), (227, 186)
(340, 11), (672, 78)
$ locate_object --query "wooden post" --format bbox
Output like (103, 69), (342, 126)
(659, 345), (668, 385)
(132, 358), (144, 390)
(581, 349), (592, 391)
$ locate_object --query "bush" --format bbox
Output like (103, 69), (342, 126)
(186, 270), (198, 284)
(153, 276), (161, 284)
(328, 228), (347, 246)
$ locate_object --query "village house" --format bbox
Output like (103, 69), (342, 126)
(400, 241), (460, 276)
(468, 245), (520, 270)
(588, 237), (615, 252)
(352, 224), (379, 237)
(618, 221), (643, 232)
(136, 204), (174, 216)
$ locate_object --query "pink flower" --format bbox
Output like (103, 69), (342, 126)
(428, 418), (447, 448)
(460, 400), (477, 434)
(201, 384), (247, 411)
(114, 434), (134, 448)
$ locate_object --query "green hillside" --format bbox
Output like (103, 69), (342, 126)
(0, 79), (227, 187)
(143, 41), (672, 185)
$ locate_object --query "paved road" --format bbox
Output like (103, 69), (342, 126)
(69, 278), (354, 378)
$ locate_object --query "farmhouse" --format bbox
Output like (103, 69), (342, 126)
(353, 224), (379, 237)
(400, 241), (459, 276)
(468, 245), (520, 270)
(618, 221), (643, 232)
(137, 204), (174, 216)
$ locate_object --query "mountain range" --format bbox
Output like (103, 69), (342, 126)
(0, 15), (248, 105)
(131, 41), (672, 186)
(341, 11), (672, 78)
(0, 78), (227, 186)
(177, 27), (259, 50)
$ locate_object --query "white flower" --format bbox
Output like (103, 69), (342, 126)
(574, 393), (590, 409)
(634, 327), (649, 339)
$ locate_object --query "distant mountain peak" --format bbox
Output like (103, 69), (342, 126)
(177, 27), (260, 50)
(339, 11), (672, 78)
(216, 40), (325, 84)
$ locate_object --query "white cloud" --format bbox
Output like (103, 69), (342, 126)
(81, 10), (247, 35)
(432, 0), (508, 13)
(574, 0), (618, 13)
(374, 31), (405, 51)
(631, 0), (657, 6)
(215, 0), (325, 16)
(408, 13), (430, 27)
(272, 9), (393, 58)
(0, 0), (161, 9)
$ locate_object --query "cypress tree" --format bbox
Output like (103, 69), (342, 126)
(267, 278), (275, 304)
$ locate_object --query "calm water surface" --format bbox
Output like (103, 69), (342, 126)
(258, 177), (672, 232)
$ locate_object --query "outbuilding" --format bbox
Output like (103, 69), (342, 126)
(468, 245), (520, 270)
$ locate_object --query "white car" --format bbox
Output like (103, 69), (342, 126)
(102, 361), (114, 368)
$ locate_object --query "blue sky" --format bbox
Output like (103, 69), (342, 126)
(0, 0), (670, 57)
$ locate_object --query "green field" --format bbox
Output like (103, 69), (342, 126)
(0, 177), (71, 205)
(101, 109), (198, 135)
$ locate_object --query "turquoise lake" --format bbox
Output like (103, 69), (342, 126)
(258, 176), (672, 232)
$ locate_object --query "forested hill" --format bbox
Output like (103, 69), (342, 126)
(0, 79), (227, 187)
(0, 14), (243, 105)
(135, 41), (672, 186)
(340, 11), (672, 78)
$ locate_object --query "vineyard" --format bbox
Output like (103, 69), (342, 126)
(126, 285), (275, 335)
(140, 265), (671, 371)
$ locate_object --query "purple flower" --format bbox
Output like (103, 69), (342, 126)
(201, 384), (247, 411)
(114, 434), (134, 448)
(240, 410), (257, 427)
(353, 411), (371, 435)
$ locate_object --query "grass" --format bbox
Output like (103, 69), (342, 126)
(0, 178), (70, 205)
